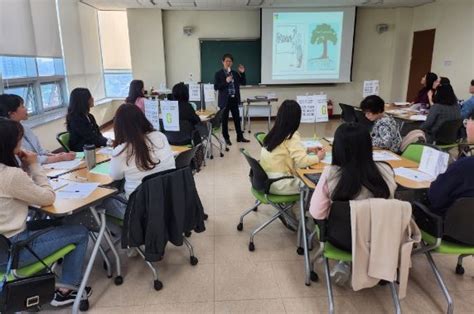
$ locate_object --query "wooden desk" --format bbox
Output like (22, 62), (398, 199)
(385, 103), (427, 122)
(45, 152), (111, 178)
(61, 168), (114, 186)
(171, 145), (192, 155)
(196, 109), (215, 122)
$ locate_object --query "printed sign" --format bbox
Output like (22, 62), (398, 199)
(161, 100), (180, 131)
(144, 99), (160, 130)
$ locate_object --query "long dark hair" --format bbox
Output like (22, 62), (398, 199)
(172, 82), (189, 104)
(0, 118), (24, 167)
(424, 72), (438, 91)
(66, 88), (92, 125)
(263, 100), (301, 152)
(126, 80), (145, 104)
(433, 83), (458, 106)
(0, 94), (23, 118)
(113, 103), (160, 171)
(331, 123), (390, 201)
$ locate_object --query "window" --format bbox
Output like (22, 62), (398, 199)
(1, 56), (66, 116)
(98, 11), (132, 98)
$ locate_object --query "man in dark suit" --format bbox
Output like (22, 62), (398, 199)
(214, 53), (250, 145)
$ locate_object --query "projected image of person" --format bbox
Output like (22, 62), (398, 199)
(291, 28), (303, 68)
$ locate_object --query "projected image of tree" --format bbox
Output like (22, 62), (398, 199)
(310, 24), (338, 60)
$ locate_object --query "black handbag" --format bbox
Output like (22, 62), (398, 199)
(0, 235), (56, 313)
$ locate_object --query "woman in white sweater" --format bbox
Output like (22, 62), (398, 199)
(102, 103), (176, 219)
(0, 119), (90, 307)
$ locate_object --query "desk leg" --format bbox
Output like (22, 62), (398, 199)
(299, 188), (311, 286)
(267, 102), (271, 131)
(247, 104), (252, 133)
(72, 206), (106, 314)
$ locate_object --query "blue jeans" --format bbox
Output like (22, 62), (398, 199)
(101, 193), (127, 220)
(5, 225), (89, 287)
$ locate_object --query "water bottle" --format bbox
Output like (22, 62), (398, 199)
(84, 144), (96, 170)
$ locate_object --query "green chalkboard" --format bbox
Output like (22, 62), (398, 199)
(200, 39), (261, 85)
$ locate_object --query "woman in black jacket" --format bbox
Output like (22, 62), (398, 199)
(163, 83), (202, 146)
(66, 88), (109, 152)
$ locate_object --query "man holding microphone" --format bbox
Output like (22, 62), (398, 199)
(214, 53), (250, 145)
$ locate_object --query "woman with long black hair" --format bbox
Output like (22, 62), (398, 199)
(309, 122), (397, 220)
(66, 88), (109, 152)
(260, 99), (325, 195)
(126, 79), (146, 112)
(413, 72), (440, 107)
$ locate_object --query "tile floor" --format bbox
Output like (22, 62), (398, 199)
(45, 121), (474, 313)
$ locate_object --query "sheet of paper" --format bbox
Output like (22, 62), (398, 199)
(75, 152), (85, 160)
(394, 167), (434, 182)
(297, 95), (316, 123)
(43, 159), (82, 170)
(393, 102), (410, 106)
(203, 84), (215, 102)
(161, 100), (180, 131)
(314, 94), (329, 122)
(48, 178), (69, 191)
(410, 115), (427, 121)
(56, 182), (100, 199)
(144, 99), (160, 130)
(363, 80), (379, 97)
(418, 146), (449, 178)
(189, 83), (201, 101)
(90, 162), (110, 175)
(102, 131), (115, 140)
(301, 139), (323, 148)
(373, 151), (401, 161)
(323, 137), (334, 144)
(97, 147), (113, 156)
(321, 152), (333, 164)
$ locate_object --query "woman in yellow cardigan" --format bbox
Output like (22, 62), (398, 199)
(260, 99), (326, 195)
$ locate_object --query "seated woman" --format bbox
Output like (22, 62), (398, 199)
(102, 103), (176, 219)
(164, 82), (202, 146)
(0, 94), (76, 164)
(66, 88), (109, 152)
(0, 119), (90, 307)
(420, 83), (461, 143)
(427, 113), (474, 215)
(360, 95), (402, 153)
(309, 122), (397, 220)
(126, 80), (147, 112)
(413, 72), (439, 108)
(260, 99), (325, 196)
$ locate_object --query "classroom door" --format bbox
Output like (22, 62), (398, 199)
(406, 29), (436, 102)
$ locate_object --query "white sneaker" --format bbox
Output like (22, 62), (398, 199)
(330, 261), (351, 287)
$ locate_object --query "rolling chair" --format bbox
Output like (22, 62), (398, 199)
(339, 103), (357, 123)
(175, 144), (202, 169)
(0, 232), (90, 312)
(314, 201), (403, 314)
(412, 198), (474, 314)
(203, 109), (228, 159)
(433, 119), (463, 149)
(237, 149), (300, 251)
(56, 132), (70, 152)
(254, 132), (266, 147)
(354, 109), (374, 131)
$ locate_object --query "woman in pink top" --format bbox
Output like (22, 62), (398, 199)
(309, 123), (397, 220)
(126, 79), (146, 112)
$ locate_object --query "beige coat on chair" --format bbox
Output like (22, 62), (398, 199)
(350, 198), (421, 298)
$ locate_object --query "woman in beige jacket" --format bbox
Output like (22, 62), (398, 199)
(0, 119), (90, 307)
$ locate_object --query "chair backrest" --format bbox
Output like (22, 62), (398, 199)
(56, 131), (70, 152)
(401, 143), (440, 163)
(326, 201), (352, 251)
(175, 144), (201, 169)
(400, 129), (426, 152)
(434, 119), (463, 145)
(443, 198), (474, 245)
(254, 132), (266, 147)
(240, 148), (269, 193)
(354, 109), (374, 130)
(339, 103), (357, 123)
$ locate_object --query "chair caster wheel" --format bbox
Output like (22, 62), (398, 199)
(456, 264), (465, 275)
(79, 299), (89, 311)
(154, 280), (163, 291)
(220, 153), (224, 157)
(296, 247), (304, 255)
(185, 231), (192, 237)
(310, 271), (319, 282)
(190, 256), (199, 266)
(114, 276), (123, 285)
(249, 242), (255, 252)
(237, 223), (243, 231)
(253, 207), (258, 212)
(225, 148), (229, 152)
(203, 213), (209, 220)
(210, 155), (214, 159)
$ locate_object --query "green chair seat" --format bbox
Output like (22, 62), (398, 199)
(254, 132), (266, 147)
(0, 244), (76, 281)
(421, 230), (474, 255)
(324, 242), (353, 262)
(251, 188), (299, 204)
(401, 144), (425, 163)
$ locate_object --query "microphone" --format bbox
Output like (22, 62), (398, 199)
(227, 67), (232, 75)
